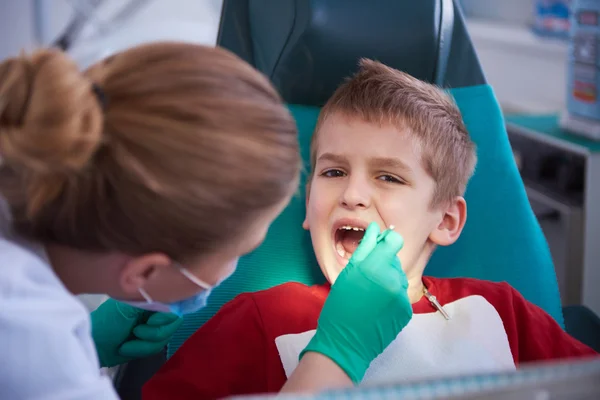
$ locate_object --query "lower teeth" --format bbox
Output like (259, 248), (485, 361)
(336, 243), (350, 260)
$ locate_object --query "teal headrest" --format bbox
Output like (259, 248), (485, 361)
(169, 84), (563, 356)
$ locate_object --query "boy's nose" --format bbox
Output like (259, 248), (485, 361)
(339, 178), (372, 210)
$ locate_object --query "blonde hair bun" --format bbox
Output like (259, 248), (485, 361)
(0, 49), (104, 217)
(0, 49), (104, 174)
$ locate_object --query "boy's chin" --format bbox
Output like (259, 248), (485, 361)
(320, 260), (346, 285)
(324, 270), (339, 284)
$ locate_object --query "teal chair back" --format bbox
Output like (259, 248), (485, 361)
(217, 0), (485, 102)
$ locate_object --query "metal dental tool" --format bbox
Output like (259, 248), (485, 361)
(376, 225), (396, 243)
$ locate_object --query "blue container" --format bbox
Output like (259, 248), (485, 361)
(566, 0), (600, 122)
(533, 0), (572, 39)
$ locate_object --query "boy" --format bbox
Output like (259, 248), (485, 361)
(143, 60), (596, 399)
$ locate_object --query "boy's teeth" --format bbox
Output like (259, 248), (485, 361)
(336, 242), (346, 258)
(340, 225), (365, 231)
(336, 224), (366, 262)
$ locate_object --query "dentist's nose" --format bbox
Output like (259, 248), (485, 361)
(340, 175), (372, 210)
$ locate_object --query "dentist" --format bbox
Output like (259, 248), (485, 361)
(0, 42), (409, 399)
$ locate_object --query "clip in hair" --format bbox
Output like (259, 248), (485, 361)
(91, 83), (108, 110)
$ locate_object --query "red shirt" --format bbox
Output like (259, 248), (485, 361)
(143, 277), (596, 399)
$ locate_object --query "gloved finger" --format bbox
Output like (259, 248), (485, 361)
(390, 256), (409, 290)
(362, 231), (404, 272)
(118, 339), (168, 358)
(133, 317), (183, 342)
(145, 312), (182, 327)
(114, 300), (152, 321)
(350, 222), (380, 264)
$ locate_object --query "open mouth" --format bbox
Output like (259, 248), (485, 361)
(334, 224), (366, 261)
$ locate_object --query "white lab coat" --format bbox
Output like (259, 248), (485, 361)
(0, 198), (119, 399)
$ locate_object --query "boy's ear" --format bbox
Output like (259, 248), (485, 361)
(429, 196), (467, 246)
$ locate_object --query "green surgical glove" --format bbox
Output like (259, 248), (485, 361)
(90, 299), (183, 368)
(300, 222), (412, 383)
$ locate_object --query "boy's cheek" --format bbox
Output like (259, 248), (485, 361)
(307, 194), (333, 221)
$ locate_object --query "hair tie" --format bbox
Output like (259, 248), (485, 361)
(91, 83), (108, 110)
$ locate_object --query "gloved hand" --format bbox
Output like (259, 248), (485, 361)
(300, 222), (412, 383)
(91, 299), (183, 368)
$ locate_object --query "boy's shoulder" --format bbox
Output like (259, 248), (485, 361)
(422, 276), (546, 324)
(220, 281), (330, 336)
(423, 276), (525, 315)
(245, 281), (330, 317)
(248, 281), (330, 302)
(423, 276), (537, 329)
(422, 276), (597, 362)
(424, 276), (515, 302)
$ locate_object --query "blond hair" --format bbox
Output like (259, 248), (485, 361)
(311, 59), (476, 207)
(0, 42), (300, 261)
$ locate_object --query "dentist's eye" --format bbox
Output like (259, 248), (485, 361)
(321, 169), (346, 178)
(378, 174), (404, 184)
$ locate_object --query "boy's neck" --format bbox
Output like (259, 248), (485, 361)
(407, 276), (425, 304)
(406, 243), (435, 303)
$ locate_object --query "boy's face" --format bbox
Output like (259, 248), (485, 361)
(303, 113), (463, 284)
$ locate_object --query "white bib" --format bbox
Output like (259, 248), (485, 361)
(275, 295), (516, 385)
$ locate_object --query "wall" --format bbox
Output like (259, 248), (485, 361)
(461, 0), (569, 114)
(0, 0), (38, 59)
(1, 0), (222, 61)
(461, 0), (537, 25)
(468, 18), (568, 114)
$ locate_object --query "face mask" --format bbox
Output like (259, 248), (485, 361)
(123, 259), (237, 316)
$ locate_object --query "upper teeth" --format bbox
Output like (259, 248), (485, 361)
(340, 226), (364, 231)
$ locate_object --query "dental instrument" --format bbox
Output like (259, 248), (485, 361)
(423, 286), (451, 320)
(376, 225), (396, 243)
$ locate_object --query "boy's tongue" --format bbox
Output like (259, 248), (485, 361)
(341, 230), (364, 255)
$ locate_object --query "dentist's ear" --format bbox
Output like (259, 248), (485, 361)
(429, 196), (467, 246)
(119, 253), (171, 296)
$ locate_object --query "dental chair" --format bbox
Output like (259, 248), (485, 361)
(115, 0), (599, 398)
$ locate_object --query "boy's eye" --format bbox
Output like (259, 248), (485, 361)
(321, 169), (346, 178)
(378, 174), (404, 184)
